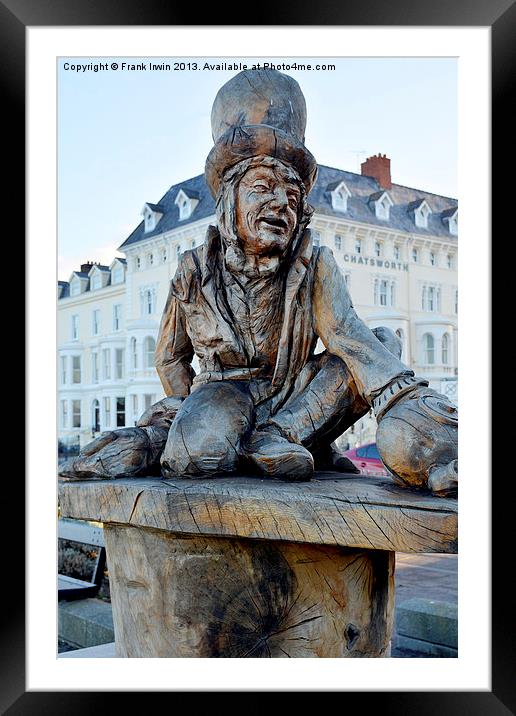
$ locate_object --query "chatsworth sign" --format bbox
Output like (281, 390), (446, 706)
(343, 254), (409, 271)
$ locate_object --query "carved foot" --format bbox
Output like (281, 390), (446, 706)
(312, 443), (360, 474)
(245, 428), (314, 481)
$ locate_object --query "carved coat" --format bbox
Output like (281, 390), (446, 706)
(155, 225), (414, 417)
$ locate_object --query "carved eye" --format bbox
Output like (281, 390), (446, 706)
(253, 184), (269, 193)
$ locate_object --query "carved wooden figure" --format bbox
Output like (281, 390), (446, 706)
(60, 68), (458, 497)
(59, 68), (460, 660)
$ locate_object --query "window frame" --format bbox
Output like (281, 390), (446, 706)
(71, 314), (79, 340)
(71, 355), (81, 384)
(61, 400), (68, 429)
(442, 333), (450, 365)
(72, 399), (81, 428)
(102, 348), (111, 380)
(144, 336), (156, 369)
(113, 304), (123, 331)
(116, 397), (126, 427)
(423, 333), (435, 365)
(103, 396), (111, 429)
(115, 348), (125, 380)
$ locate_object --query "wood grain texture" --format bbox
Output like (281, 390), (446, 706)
(105, 524), (394, 658)
(59, 473), (457, 554)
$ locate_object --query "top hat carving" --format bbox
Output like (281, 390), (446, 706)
(205, 69), (318, 198)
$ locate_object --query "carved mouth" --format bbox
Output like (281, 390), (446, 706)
(258, 217), (288, 231)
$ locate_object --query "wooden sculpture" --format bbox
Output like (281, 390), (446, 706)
(60, 69), (458, 497)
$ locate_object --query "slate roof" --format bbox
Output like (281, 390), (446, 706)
(368, 190), (389, 203)
(145, 202), (165, 213)
(326, 179), (346, 192)
(119, 164), (458, 250)
(179, 188), (200, 200)
(407, 198), (428, 211)
(60, 261), (132, 298)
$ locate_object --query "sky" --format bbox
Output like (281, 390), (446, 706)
(58, 56), (457, 281)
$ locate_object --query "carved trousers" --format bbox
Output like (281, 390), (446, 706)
(161, 327), (400, 475)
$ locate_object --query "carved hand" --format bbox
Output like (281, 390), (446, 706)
(136, 396), (185, 429)
(58, 425), (169, 480)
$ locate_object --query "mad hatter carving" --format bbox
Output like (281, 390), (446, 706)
(60, 69), (458, 496)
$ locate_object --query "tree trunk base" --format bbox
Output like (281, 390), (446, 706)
(105, 523), (395, 658)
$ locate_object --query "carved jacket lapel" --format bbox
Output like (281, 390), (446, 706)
(272, 228), (313, 388)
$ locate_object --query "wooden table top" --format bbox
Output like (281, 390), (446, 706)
(58, 472), (457, 554)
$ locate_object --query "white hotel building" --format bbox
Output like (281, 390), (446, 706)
(57, 155), (458, 450)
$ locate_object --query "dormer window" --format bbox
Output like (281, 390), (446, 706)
(442, 208), (458, 236)
(69, 273), (89, 296)
(145, 210), (155, 232)
(141, 203), (164, 233)
(329, 181), (351, 212)
(378, 196), (391, 219)
(88, 264), (110, 290)
(414, 200), (432, 229)
(112, 266), (124, 284)
(91, 273), (102, 290)
(175, 189), (199, 221)
(371, 191), (393, 221)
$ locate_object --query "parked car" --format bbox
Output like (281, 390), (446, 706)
(342, 443), (389, 477)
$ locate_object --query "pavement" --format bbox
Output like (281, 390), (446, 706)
(395, 553), (457, 604)
(392, 552), (457, 657)
(58, 551), (457, 658)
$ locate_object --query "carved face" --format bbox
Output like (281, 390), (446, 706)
(235, 165), (301, 256)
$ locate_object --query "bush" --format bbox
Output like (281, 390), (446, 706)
(58, 539), (110, 601)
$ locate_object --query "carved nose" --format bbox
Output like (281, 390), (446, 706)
(269, 187), (289, 210)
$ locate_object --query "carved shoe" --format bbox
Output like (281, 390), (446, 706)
(245, 428), (314, 481)
(312, 442), (360, 474)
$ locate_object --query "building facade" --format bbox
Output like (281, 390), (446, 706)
(58, 155), (458, 449)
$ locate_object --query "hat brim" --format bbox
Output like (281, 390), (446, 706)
(205, 125), (318, 198)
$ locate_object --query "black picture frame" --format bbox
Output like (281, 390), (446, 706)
(5, 0), (511, 710)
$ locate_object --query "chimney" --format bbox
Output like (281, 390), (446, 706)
(361, 154), (392, 190)
(80, 261), (95, 274)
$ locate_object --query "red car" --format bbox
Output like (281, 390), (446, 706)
(342, 443), (389, 477)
